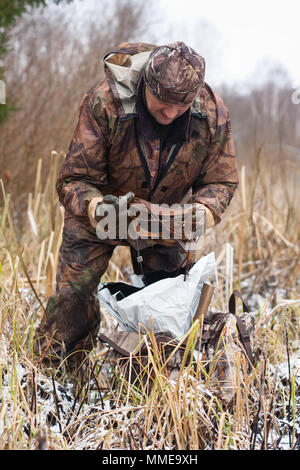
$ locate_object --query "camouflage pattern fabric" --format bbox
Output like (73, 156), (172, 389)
(35, 42), (239, 361)
(144, 41), (205, 104)
(56, 42), (238, 224)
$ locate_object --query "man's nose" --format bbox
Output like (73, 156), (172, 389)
(162, 106), (178, 120)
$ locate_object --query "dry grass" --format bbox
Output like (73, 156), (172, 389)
(0, 150), (299, 450)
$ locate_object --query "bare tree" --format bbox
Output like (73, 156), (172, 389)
(219, 62), (300, 166)
(0, 0), (156, 215)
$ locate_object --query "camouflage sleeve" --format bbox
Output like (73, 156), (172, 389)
(190, 104), (238, 225)
(56, 89), (108, 218)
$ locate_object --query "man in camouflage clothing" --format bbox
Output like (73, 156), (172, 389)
(34, 41), (239, 362)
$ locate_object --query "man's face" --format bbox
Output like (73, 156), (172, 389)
(145, 86), (192, 125)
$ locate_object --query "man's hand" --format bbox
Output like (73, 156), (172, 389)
(89, 192), (135, 238)
(127, 199), (209, 247)
(88, 192), (135, 230)
(95, 192), (135, 223)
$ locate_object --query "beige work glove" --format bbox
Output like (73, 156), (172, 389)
(88, 196), (104, 229)
(203, 205), (215, 229)
(183, 205), (215, 262)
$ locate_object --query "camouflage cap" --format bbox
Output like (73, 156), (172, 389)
(144, 41), (205, 105)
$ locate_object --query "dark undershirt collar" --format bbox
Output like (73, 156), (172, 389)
(136, 76), (191, 148)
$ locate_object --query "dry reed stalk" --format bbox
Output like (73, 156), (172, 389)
(225, 243), (233, 300)
(27, 193), (38, 237)
(34, 158), (42, 202)
(33, 192), (41, 222)
(240, 165), (247, 215)
(0, 179), (45, 312)
(253, 211), (299, 253)
(0, 144), (299, 450)
(135, 333), (191, 448)
(237, 214), (246, 279)
(36, 239), (45, 293)
(45, 231), (54, 268)
(264, 300), (300, 324)
(253, 217), (263, 260)
(50, 151), (59, 231)
(216, 412), (226, 449)
(52, 206), (64, 276)
(46, 252), (55, 298)
(291, 260), (300, 286)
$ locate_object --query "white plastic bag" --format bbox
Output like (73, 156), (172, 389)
(98, 251), (215, 339)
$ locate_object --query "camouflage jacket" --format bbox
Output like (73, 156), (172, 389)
(56, 43), (239, 226)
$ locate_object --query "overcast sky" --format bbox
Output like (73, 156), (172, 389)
(50, 0), (300, 90)
(156, 0), (299, 88)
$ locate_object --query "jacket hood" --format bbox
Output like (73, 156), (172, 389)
(103, 43), (156, 114)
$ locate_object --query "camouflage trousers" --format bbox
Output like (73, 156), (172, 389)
(34, 213), (187, 361)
